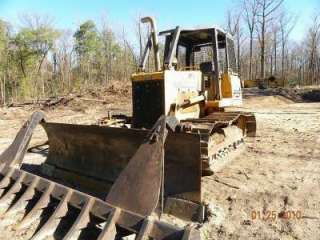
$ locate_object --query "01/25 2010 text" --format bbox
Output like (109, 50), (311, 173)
(251, 210), (302, 221)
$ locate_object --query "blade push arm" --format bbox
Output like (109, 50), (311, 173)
(106, 115), (178, 216)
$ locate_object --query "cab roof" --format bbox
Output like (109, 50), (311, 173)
(159, 26), (233, 46)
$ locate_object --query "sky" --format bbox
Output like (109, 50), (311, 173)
(0, 0), (319, 42)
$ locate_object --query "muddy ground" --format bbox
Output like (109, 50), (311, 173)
(0, 87), (319, 239)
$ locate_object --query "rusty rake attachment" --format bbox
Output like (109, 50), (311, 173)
(0, 165), (200, 240)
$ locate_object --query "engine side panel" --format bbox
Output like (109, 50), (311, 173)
(132, 79), (165, 128)
(164, 70), (202, 121)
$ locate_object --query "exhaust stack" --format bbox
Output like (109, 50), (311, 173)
(141, 16), (161, 71)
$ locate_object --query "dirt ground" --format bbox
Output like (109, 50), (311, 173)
(0, 87), (319, 239)
(201, 88), (320, 239)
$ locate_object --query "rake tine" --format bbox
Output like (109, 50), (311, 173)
(0, 168), (15, 193)
(0, 171), (26, 205)
(182, 226), (199, 240)
(97, 208), (121, 240)
(135, 218), (152, 240)
(16, 182), (55, 230)
(4, 176), (40, 216)
(62, 197), (95, 240)
(30, 189), (73, 240)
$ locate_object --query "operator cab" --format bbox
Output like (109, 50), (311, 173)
(159, 27), (239, 101)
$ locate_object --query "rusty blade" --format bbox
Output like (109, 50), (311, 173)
(41, 117), (201, 207)
(0, 111), (45, 167)
(106, 115), (167, 217)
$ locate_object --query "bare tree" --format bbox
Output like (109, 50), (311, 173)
(256, 0), (283, 80)
(243, 0), (258, 80)
(306, 14), (320, 85)
(0, 20), (9, 105)
(279, 10), (297, 86)
(132, 14), (148, 65)
(227, 10), (243, 74)
(269, 22), (280, 76)
(137, 15), (144, 62)
(55, 30), (73, 92)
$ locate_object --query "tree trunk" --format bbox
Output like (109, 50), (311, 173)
(237, 29), (241, 75)
(281, 40), (285, 86)
(270, 51), (273, 75)
(274, 32), (277, 75)
(260, 20), (266, 80)
(0, 75), (4, 105)
(249, 32), (253, 80)
(138, 20), (143, 62)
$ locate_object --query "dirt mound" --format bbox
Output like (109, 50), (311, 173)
(244, 87), (320, 103)
(245, 95), (293, 108)
(274, 87), (320, 102)
(243, 88), (294, 108)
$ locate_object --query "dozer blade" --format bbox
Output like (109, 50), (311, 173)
(0, 112), (201, 239)
(41, 116), (203, 221)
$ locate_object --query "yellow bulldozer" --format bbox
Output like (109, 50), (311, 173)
(0, 17), (255, 239)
